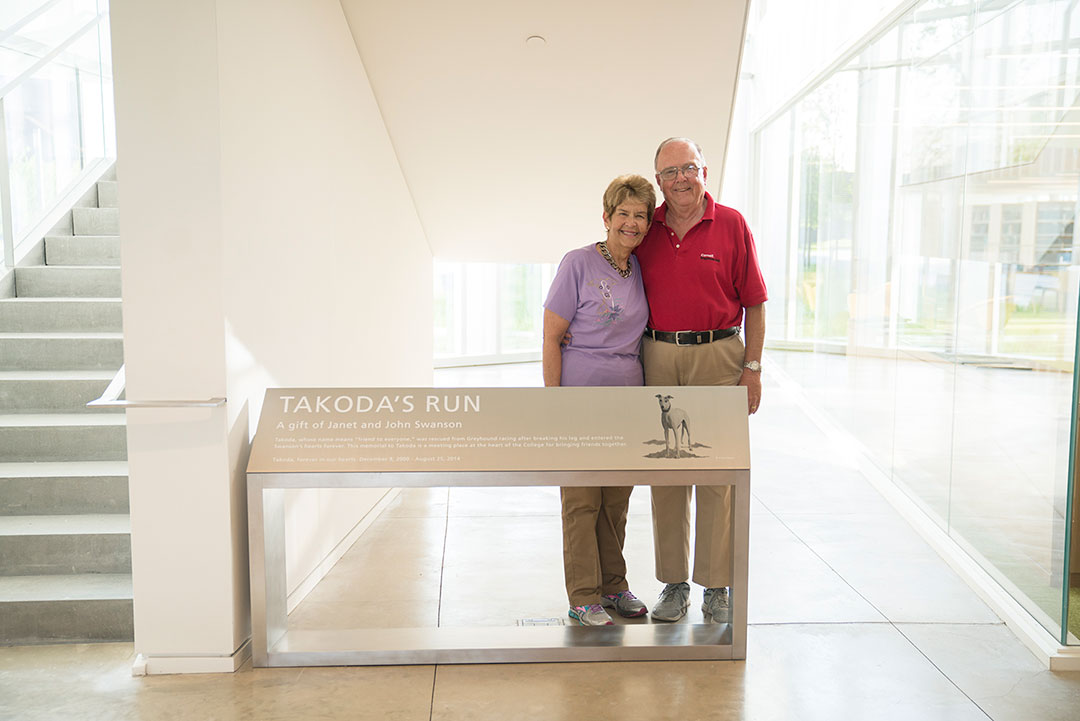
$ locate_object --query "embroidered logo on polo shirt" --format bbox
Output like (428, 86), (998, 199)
(700, 253), (722, 263)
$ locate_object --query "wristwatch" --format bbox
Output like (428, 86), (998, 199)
(743, 360), (762, 372)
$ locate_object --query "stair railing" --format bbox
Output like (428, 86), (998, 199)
(88, 365), (227, 408)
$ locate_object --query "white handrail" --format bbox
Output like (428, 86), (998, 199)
(88, 365), (227, 409)
(0, 99), (11, 268)
(0, 15), (104, 100)
(0, 0), (68, 47)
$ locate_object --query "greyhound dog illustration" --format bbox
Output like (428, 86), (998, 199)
(656, 394), (691, 457)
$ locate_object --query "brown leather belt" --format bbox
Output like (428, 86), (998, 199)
(644, 326), (739, 346)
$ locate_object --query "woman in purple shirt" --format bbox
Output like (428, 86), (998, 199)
(542, 174), (654, 626)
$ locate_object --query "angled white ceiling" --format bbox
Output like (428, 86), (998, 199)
(340, 0), (749, 262)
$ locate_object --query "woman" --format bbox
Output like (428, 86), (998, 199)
(542, 174), (655, 626)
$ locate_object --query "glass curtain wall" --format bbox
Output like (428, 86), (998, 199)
(747, 0), (1080, 643)
(434, 261), (555, 366)
(0, 0), (114, 264)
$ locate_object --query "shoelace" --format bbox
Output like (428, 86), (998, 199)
(661, 584), (688, 601)
(605, 591), (636, 601)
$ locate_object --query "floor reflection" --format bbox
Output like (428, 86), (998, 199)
(766, 349), (1075, 640)
(287, 486), (718, 631)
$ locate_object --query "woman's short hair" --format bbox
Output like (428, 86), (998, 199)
(603, 174), (657, 224)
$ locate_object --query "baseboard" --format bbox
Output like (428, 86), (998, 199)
(132, 639), (252, 676)
(768, 357), (1078, 670)
(435, 353), (540, 368)
(285, 488), (401, 614)
(1048, 644), (1080, 670)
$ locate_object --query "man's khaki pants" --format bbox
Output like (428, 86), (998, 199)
(560, 486), (633, 606)
(643, 333), (744, 588)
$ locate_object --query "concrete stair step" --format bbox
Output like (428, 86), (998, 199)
(0, 573), (132, 601)
(0, 573), (132, 644)
(0, 333), (124, 370)
(0, 514), (131, 575)
(0, 371), (121, 413)
(13, 266), (121, 298)
(0, 461), (128, 515)
(44, 235), (120, 266)
(0, 574), (133, 643)
(0, 414), (127, 462)
(0, 171), (131, 646)
(0, 598), (134, 643)
(0, 298), (122, 332)
(71, 207), (119, 236)
(96, 180), (118, 208)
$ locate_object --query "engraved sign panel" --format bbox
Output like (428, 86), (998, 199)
(248, 386), (749, 473)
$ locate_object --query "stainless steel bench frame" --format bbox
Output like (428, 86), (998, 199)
(248, 468), (750, 666)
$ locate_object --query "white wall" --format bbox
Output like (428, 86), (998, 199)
(215, 0), (432, 595)
(111, 0), (431, 673)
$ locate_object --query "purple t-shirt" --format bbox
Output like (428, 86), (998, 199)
(543, 244), (648, 387)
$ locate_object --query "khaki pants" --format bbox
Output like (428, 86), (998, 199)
(643, 334), (744, 588)
(560, 485), (633, 606)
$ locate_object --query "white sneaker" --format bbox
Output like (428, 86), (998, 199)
(569, 603), (614, 626)
(650, 582), (690, 622)
(601, 590), (648, 618)
(702, 587), (730, 620)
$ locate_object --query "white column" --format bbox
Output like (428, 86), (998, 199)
(111, 0), (432, 674)
(111, 0), (241, 674)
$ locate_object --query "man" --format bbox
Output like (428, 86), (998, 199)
(634, 137), (767, 622)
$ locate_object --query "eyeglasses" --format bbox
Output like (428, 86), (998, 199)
(657, 164), (702, 181)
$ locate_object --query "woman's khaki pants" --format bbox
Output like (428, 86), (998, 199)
(560, 486), (633, 606)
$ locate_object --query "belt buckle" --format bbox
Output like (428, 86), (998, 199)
(675, 330), (696, 346)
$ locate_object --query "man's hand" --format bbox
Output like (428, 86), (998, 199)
(739, 369), (761, 415)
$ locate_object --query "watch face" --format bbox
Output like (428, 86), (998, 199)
(744, 361), (761, 372)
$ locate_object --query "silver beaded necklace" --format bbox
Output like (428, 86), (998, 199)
(597, 241), (632, 278)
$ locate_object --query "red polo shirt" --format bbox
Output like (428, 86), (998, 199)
(634, 193), (767, 332)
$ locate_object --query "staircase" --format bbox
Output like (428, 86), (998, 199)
(0, 175), (132, 644)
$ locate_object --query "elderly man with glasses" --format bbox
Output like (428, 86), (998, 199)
(633, 137), (768, 623)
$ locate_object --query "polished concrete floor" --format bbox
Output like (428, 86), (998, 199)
(766, 347), (1076, 636)
(3, 362), (1080, 720)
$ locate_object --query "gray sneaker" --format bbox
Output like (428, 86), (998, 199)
(650, 582), (690, 622)
(569, 603), (614, 626)
(702, 587), (730, 619)
(601, 590), (648, 618)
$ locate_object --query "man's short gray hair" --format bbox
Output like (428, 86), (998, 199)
(654, 137), (707, 169)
